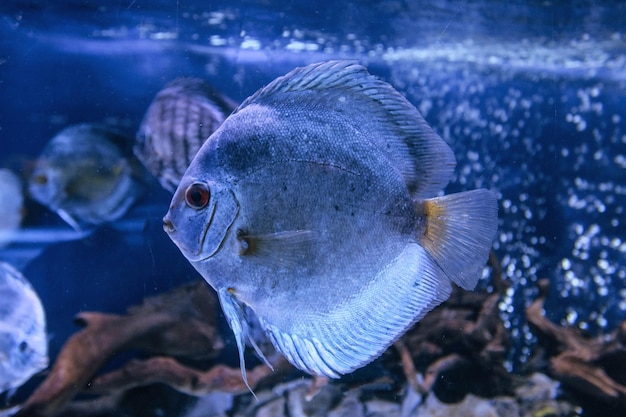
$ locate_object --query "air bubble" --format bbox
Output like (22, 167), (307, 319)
(561, 258), (571, 270)
(566, 310), (578, 324)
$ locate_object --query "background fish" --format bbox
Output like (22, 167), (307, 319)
(0, 261), (48, 395)
(0, 169), (23, 248)
(135, 77), (238, 193)
(28, 123), (145, 231)
(163, 61), (498, 388)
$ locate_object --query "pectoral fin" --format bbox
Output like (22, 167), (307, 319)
(237, 230), (317, 269)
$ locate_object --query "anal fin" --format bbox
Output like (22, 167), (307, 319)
(258, 242), (453, 379)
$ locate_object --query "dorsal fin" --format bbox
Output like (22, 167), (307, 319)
(234, 60), (456, 198)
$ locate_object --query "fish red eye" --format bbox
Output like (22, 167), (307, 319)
(185, 182), (210, 209)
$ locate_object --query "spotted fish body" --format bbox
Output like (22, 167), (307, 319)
(163, 61), (498, 387)
(28, 123), (145, 231)
(135, 77), (238, 193)
(0, 262), (48, 395)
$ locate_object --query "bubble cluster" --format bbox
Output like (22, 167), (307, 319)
(386, 43), (625, 367)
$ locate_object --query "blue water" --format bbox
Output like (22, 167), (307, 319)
(1, 0), (625, 404)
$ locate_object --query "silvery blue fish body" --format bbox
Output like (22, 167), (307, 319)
(0, 169), (23, 248)
(163, 61), (498, 387)
(135, 78), (238, 193)
(0, 262), (48, 395)
(29, 123), (144, 231)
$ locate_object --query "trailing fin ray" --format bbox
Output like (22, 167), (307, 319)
(217, 288), (274, 398)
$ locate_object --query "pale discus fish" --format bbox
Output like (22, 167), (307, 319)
(0, 262), (48, 395)
(0, 169), (23, 248)
(163, 61), (498, 389)
(29, 123), (144, 231)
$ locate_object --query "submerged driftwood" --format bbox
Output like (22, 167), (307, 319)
(14, 281), (232, 417)
(10, 253), (512, 416)
(526, 278), (626, 412)
(8, 252), (625, 416)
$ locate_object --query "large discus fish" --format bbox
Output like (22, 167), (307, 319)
(135, 77), (237, 193)
(0, 169), (23, 247)
(28, 123), (145, 231)
(163, 61), (498, 389)
(0, 262), (48, 395)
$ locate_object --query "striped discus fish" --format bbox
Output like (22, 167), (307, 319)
(28, 123), (145, 231)
(135, 78), (238, 193)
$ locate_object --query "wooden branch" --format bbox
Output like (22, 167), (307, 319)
(12, 251), (519, 416)
(86, 357), (272, 396)
(526, 278), (626, 409)
(551, 353), (626, 400)
(16, 282), (222, 417)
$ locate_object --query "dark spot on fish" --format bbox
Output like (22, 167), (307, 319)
(32, 174), (48, 185)
(334, 204), (340, 211)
